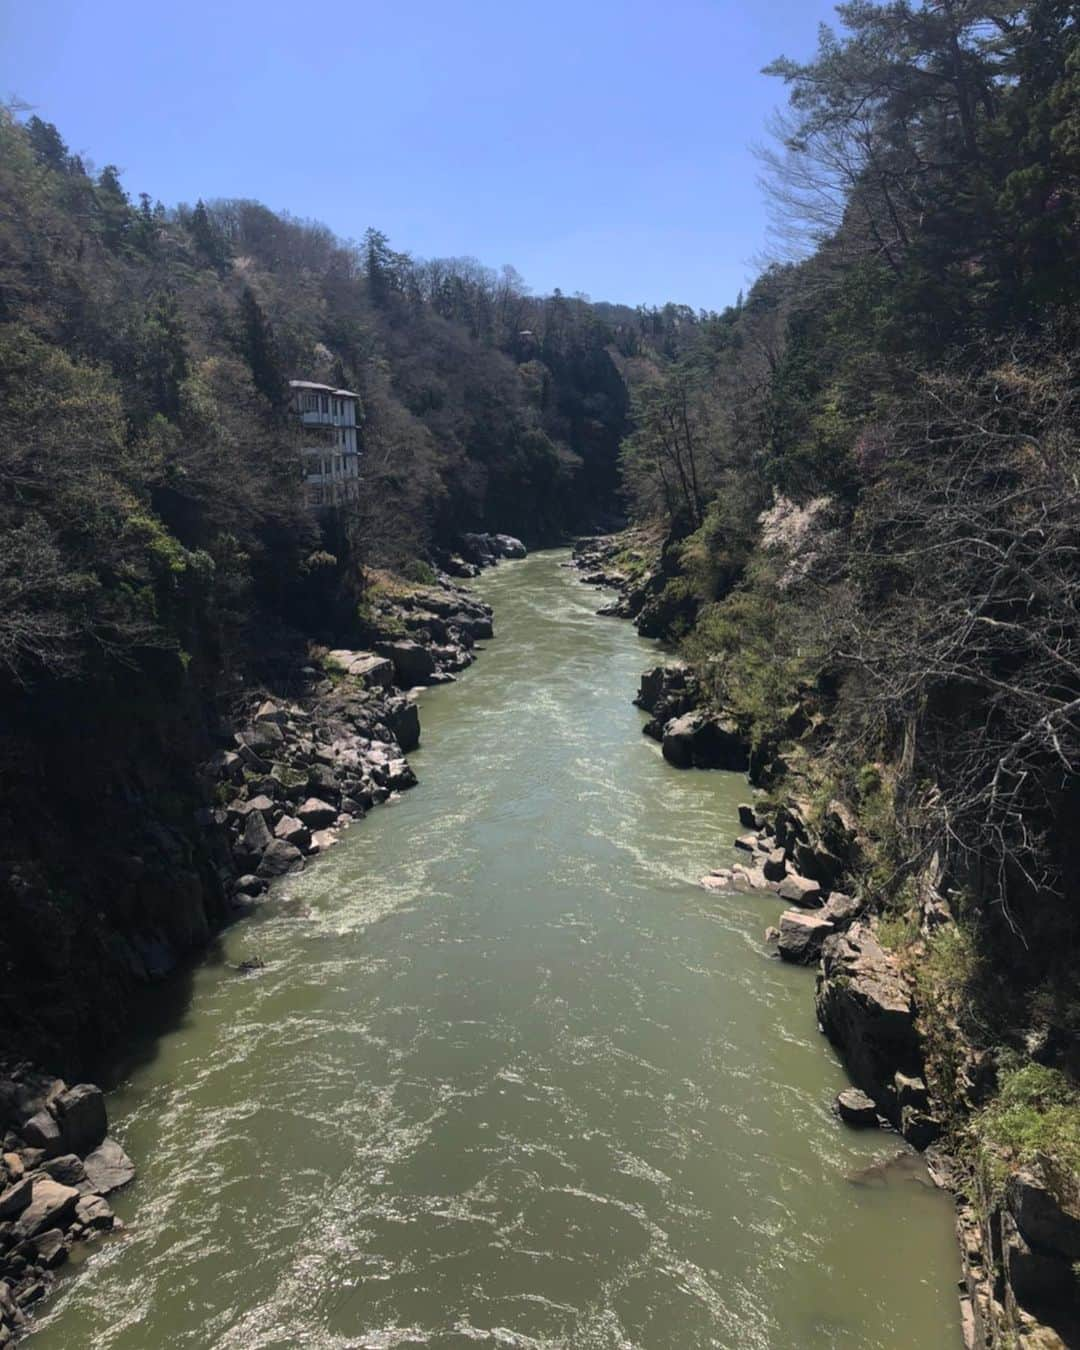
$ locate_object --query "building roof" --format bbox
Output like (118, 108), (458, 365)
(288, 379), (359, 399)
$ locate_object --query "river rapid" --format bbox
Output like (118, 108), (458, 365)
(35, 549), (962, 1349)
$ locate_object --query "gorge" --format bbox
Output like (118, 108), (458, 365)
(28, 553), (962, 1349)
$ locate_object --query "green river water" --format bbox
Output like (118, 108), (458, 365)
(35, 549), (962, 1349)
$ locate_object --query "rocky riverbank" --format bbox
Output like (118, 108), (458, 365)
(572, 535), (1080, 1350)
(0, 1072), (133, 1345)
(0, 537), (523, 1342)
(204, 572), (497, 899)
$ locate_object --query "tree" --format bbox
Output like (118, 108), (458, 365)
(236, 286), (286, 408)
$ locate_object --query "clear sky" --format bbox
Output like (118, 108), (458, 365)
(2, 0), (840, 312)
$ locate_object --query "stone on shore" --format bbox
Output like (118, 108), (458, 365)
(255, 839), (303, 878)
(375, 640), (436, 688)
(661, 712), (749, 771)
(763, 847), (787, 882)
(816, 920), (923, 1123)
(274, 815), (311, 851)
(32, 1229), (68, 1269)
(0, 1178), (32, 1221)
(20, 1112), (61, 1159)
(81, 1138), (135, 1196)
(777, 910), (834, 964)
(326, 651), (395, 688)
(54, 1084), (107, 1157)
(12, 1179), (79, 1238)
(241, 810), (273, 859)
(75, 1192), (115, 1230)
(835, 1088), (880, 1126)
(296, 797), (339, 830)
(777, 874), (823, 907)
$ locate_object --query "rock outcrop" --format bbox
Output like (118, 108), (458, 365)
(816, 921), (936, 1144)
(661, 712), (749, 771)
(0, 1067), (131, 1343)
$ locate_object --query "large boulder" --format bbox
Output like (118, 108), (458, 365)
(326, 651), (394, 688)
(274, 815), (311, 851)
(1008, 1167), (1080, 1262)
(816, 921), (923, 1125)
(661, 712), (749, 771)
(777, 910), (834, 964)
(297, 797), (338, 829)
(493, 533), (527, 559)
(40, 1155), (89, 1189)
(241, 810), (272, 859)
(20, 1111), (62, 1158)
(255, 839), (303, 879)
(81, 1138), (135, 1196)
(777, 874), (823, 908)
(11, 1178), (79, 1238)
(239, 721), (284, 755)
(452, 612), (494, 641)
(375, 641), (436, 688)
(385, 698), (420, 753)
(836, 1088), (880, 1126)
(0, 1178), (32, 1221)
(637, 664), (698, 740)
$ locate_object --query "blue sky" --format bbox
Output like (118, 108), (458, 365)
(2, 0), (840, 311)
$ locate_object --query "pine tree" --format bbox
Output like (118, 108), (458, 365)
(238, 286), (286, 408)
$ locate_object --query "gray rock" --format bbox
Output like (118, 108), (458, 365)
(54, 1084), (107, 1157)
(274, 815), (311, 851)
(894, 1072), (930, 1112)
(81, 1139), (135, 1197)
(20, 1113), (61, 1159)
(385, 699), (420, 753)
(0, 1180), (31, 1222)
(40, 1155), (88, 1189)
(12, 1179), (79, 1238)
(763, 848), (787, 882)
(297, 797), (338, 829)
(737, 803), (758, 830)
(74, 1193), (114, 1230)
(240, 721), (284, 753)
(777, 910), (834, 964)
(661, 712), (749, 771)
(255, 839), (303, 879)
(32, 1228), (67, 1269)
(236, 742), (272, 775)
(836, 1088), (880, 1126)
(493, 533), (527, 558)
(375, 640), (437, 688)
(1007, 1166), (1080, 1261)
(822, 891), (861, 925)
(816, 920), (923, 1120)
(241, 810), (272, 858)
(776, 874), (822, 907)
(901, 1106), (943, 1151)
(734, 833), (758, 853)
(232, 874), (266, 898)
(326, 651), (395, 688)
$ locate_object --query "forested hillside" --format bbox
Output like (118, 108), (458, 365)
(602, 3), (1080, 1342)
(0, 106), (712, 1065)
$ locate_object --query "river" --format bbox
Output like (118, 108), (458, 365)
(34, 549), (962, 1349)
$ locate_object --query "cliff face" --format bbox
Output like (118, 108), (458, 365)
(0, 665), (229, 1073)
(0, 565), (499, 1078)
(574, 529), (1080, 1350)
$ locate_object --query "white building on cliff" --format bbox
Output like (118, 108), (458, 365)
(289, 380), (360, 508)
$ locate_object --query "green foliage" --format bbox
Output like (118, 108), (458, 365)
(401, 559), (437, 586)
(681, 585), (816, 746)
(975, 1063), (1080, 1201)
